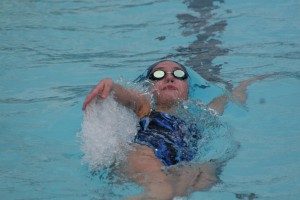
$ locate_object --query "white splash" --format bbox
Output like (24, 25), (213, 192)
(79, 95), (138, 171)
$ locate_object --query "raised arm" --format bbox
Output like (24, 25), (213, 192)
(82, 78), (151, 117)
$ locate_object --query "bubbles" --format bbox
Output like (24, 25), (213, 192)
(177, 99), (240, 164)
(119, 76), (155, 103)
(78, 95), (138, 171)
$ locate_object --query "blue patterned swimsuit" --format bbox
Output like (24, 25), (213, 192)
(134, 111), (201, 166)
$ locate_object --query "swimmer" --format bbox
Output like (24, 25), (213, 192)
(82, 60), (266, 200)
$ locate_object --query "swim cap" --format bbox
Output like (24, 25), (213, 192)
(134, 60), (189, 82)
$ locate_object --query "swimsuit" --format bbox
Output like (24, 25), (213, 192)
(134, 111), (201, 166)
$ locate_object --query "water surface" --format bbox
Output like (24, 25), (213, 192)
(1, 0), (299, 199)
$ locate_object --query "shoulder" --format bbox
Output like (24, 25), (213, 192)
(131, 90), (151, 118)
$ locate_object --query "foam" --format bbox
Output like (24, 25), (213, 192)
(79, 95), (138, 171)
(178, 100), (239, 164)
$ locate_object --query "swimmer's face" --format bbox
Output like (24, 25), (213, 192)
(149, 61), (188, 104)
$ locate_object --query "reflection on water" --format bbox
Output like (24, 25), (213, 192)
(165, 0), (232, 88)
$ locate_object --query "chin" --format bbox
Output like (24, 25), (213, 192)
(157, 93), (185, 104)
(154, 89), (187, 103)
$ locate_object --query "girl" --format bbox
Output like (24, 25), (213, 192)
(82, 60), (263, 200)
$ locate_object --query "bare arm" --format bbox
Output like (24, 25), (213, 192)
(125, 145), (174, 200)
(208, 75), (272, 115)
(125, 145), (218, 199)
(207, 94), (228, 115)
(82, 78), (151, 117)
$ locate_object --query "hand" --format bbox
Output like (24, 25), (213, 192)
(208, 74), (274, 115)
(232, 74), (273, 104)
(82, 78), (113, 110)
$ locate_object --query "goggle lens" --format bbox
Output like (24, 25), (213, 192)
(152, 70), (165, 79)
(149, 69), (187, 80)
(173, 69), (185, 78)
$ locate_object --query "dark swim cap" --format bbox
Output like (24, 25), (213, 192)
(134, 60), (189, 82)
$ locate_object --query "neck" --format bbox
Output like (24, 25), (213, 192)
(155, 101), (179, 115)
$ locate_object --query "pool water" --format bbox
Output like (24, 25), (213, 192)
(1, 0), (299, 199)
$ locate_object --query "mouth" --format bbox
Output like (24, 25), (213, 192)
(163, 85), (178, 90)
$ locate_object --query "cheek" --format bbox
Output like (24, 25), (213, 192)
(151, 82), (163, 92)
(179, 84), (189, 98)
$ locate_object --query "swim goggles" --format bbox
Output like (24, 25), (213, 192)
(148, 69), (188, 81)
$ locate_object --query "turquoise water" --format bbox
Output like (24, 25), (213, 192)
(1, 0), (299, 199)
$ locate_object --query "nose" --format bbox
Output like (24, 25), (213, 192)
(164, 72), (174, 82)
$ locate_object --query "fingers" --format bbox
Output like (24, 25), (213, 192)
(82, 85), (103, 110)
(101, 80), (113, 98)
(82, 87), (102, 110)
(82, 78), (113, 110)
